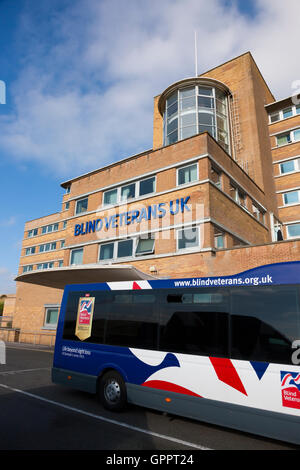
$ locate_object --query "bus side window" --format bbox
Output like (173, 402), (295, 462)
(159, 289), (229, 357)
(105, 291), (158, 350)
(231, 286), (300, 364)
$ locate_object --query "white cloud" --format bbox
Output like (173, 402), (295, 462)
(0, 0), (299, 178)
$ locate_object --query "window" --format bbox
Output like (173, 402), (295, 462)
(60, 240), (65, 248)
(211, 166), (221, 188)
(70, 248), (83, 265)
(22, 265), (33, 273)
(121, 183), (135, 202)
(42, 223), (59, 234)
(75, 198), (88, 215)
(65, 202), (70, 210)
(177, 227), (199, 250)
(106, 291), (158, 349)
(269, 112), (280, 123)
(283, 191), (300, 205)
(287, 223), (300, 239)
(27, 228), (38, 238)
(252, 204), (264, 222)
(139, 176), (155, 196)
(44, 307), (59, 328)
(65, 186), (71, 194)
(63, 221), (67, 229)
(269, 104), (300, 123)
(39, 242), (56, 253)
(283, 107), (293, 119)
(231, 286), (300, 364)
(214, 230), (224, 249)
(103, 188), (118, 206)
(276, 128), (300, 146)
(177, 163), (198, 185)
(280, 160), (297, 174)
(230, 184), (246, 207)
(117, 239), (133, 258)
(25, 246), (35, 255)
(103, 176), (156, 206)
(99, 242), (114, 261)
(159, 288), (229, 357)
(99, 236), (155, 262)
(277, 133), (291, 146)
(63, 290), (158, 349)
(58, 260), (64, 267)
(37, 262), (54, 270)
(164, 84), (230, 153)
(135, 236), (155, 255)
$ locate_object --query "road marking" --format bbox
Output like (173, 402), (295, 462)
(0, 383), (211, 450)
(0, 368), (51, 375)
(6, 345), (53, 354)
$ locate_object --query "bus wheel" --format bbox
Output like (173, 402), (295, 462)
(99, 371), (127, 411)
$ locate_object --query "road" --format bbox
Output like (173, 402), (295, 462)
(0, 343), (298, 453)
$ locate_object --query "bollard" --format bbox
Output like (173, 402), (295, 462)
(0, 340), (6, 364)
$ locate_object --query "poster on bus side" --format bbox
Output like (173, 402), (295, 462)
(75, 296), (95, 341)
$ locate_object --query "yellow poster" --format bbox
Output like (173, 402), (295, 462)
(75, 297), (95, 341)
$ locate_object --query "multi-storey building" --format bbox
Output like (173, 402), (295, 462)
(266, 96), (300, 240)
(9, 52), (300, 345)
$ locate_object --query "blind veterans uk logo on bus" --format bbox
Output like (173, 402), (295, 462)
(281, 371), (300, 410)
(75, 296), (95, 341)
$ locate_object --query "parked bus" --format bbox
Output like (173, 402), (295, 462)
(52, 261), (300, 445)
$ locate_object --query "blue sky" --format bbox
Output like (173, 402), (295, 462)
(0, 0), (299, 293)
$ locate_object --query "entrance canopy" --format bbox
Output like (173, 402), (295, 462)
(15, 264), (157, 289)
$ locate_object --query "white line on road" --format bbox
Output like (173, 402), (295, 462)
(0, 368), (51, 375)
(0, 383), (211, 451)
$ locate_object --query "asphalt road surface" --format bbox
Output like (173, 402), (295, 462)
(0, 343), (298, 453)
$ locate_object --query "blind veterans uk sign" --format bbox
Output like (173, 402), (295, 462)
(74, 196), (191, 237)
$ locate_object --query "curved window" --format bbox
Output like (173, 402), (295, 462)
(164, 85), (230, 153)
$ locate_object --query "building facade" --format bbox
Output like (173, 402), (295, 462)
(11, 52), (300, 345)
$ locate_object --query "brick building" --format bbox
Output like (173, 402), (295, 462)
(11, 52), (300, 345)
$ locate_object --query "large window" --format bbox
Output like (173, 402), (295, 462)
(63, 290), (158, 348)
(280, 158), (300, 175)
(103, 176), (156, 207)
(106, 292), (158, 349)
(159, 289), (229, 357)
(135, 236), (155, 256)
(62, 285), (300, 364)
(177, 163), (197, 185)
(44, 306), (59, 328)
(276, 128), (300, 146)
(22, 265), (33, 273)
(41, 223), (59, 234)
(39, 242), (56, 253)
(70, 248), (83, 265)
(37, 262), (54, 270)
(283, 190), (300, 206)
(164, 85), (230, 153)
(287, 223), (300, 239)
(269, 104), (300, 123)
(75, 198), (88, 215)
(177, 227), (199, 251)
(231, 286), (300, 364)
(27, 228), (38, 238)
(117, 239), (133, 258)
(25, 246), (35, 255)
(99, 236), (155, 261)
